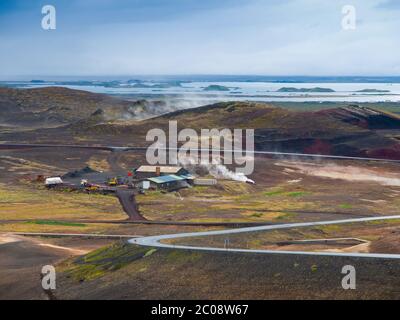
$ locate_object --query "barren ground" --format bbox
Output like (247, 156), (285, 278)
(1, 145), (400, 299)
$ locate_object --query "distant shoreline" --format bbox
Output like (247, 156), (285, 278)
(2, 75), (400, 83)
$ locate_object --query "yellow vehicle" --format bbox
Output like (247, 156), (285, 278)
(108, 177), (118, 186)
(85, 185), (100, 192)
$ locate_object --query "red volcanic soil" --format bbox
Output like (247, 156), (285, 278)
(366, 144), (400, 160)
(304, 139), (333, 155)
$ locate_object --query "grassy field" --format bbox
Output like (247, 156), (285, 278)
(0, 183), (128, 233)
(0, 183), (125, 220)
(136, 170), (400, 223)
(0, 222), (114, 234)
(135, 180), (319, 222)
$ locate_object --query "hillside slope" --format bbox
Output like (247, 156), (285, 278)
(2, 94), (400, 159)
(76, 101), (400, 159)
(0, 87), (169, 127)
(56, 242), (400, 300)
(318, 105), (400, 130)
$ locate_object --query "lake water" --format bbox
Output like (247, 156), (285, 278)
(3, 78), (400, 103)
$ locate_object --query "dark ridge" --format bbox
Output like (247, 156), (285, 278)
(319, 105), (400, 130)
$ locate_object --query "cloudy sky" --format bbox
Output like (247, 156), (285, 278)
(0, 0), (399, 78)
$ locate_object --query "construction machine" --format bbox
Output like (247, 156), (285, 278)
(85, 185), (100, 192)
(108, 177), (118, 186)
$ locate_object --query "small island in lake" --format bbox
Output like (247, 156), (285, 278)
(203, 85), (230, 92)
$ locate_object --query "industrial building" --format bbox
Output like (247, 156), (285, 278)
(147, 175), (190, 191)
(135, 166), (189, 179)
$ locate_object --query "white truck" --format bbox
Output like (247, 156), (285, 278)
(45, 177), (64, 187)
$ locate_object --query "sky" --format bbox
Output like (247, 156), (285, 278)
(0, 0), (399, 78)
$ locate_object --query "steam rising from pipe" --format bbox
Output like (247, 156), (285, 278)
(179, 156), (255, 184)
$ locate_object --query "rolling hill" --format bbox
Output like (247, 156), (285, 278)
(0, 87), (169, 128)
(2, 88), (400, 159)
(72, 101), (400, 159)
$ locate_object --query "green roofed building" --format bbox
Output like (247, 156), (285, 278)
(147, 174), (191, 191)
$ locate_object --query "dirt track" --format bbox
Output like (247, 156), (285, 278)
(116, 189), (146, 221)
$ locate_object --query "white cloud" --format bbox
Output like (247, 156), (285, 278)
(0, 0), (399, 76)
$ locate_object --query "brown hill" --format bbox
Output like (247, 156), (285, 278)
(0, 87), (148, 127)
(2, 93), (400, 159)
(76, 101), (400, 159)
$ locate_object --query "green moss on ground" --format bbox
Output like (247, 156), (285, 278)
(339, 204), (353, 209)
(25, 220), (86, 227)
(164, 250), (203, 263)
(61, 242), (156, 281)
(264, 189), (311, 198)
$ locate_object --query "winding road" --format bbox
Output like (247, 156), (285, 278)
(129, 215), (400, 259)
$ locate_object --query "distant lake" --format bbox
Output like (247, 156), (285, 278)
(2, 78), (400, 103)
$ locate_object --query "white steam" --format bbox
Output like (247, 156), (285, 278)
(122, 96), (224, 120)
(276, 160), (400, 187)
(179, 155), (255, 184)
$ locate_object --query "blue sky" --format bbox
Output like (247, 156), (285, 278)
(0, 0), (399, 78)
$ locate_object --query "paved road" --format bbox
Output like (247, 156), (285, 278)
(130, 215), (400, 259)
(2, 143), (400, 162)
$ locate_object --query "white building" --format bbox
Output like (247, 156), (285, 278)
(45, 177), (64, 187)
